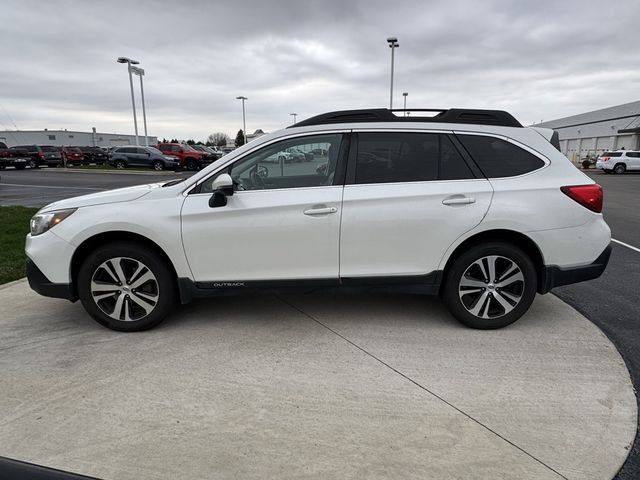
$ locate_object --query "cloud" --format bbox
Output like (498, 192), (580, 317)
(0, 0), (639, 140)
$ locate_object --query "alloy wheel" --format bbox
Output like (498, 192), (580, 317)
(90, 257), (159, 322)
(458, 255), (525, 319)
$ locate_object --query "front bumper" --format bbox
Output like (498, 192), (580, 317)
(26, 258), (76, 301)
(541, 243), (611, 293)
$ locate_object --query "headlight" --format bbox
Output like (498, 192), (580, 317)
(30, 208), (77, 236)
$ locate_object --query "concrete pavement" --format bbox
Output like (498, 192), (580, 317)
(0, 281), (636, 480)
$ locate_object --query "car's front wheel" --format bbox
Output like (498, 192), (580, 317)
(185, 158), (197, 171)
(114, 160), (126, 169)
(77, 242), (176, 331)
(152, 160), (164, 171)
(442, 242), (537, 329)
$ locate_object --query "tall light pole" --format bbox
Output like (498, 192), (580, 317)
(236, 96), (247, 145)
(130, 66), (148, 147)
(290, 113), (297, 124)
(387, 37), (399, 109)
(402, 92), (408, 116)
(117, 56), (140, 146)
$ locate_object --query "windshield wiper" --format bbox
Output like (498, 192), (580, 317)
(162, 179), (185, 187)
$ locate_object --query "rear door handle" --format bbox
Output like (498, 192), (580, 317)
(442, 196), (476, 206)
(304, 206), (338, 216)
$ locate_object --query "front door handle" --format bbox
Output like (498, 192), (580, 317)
(442, 196), (476, 206)
(304, 206), (338, 216)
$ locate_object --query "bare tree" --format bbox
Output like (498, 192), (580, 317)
(207, 132), (230, 147)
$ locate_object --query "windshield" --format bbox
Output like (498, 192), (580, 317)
(41, 146), (59, 152)
(146, 147), (163, 155)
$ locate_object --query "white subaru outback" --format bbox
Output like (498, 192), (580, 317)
(25, 108), (611, 331)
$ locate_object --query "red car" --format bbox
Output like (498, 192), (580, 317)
(157, 143), (213, 170)
(60, 146), (85, 166)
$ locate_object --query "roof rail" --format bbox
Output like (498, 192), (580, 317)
(290, 108), (523, 128)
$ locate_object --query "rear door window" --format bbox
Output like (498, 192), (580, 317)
(456, 134), (545, 178)
(354, 132), (474, 184)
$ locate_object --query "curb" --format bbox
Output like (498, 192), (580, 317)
(0, 277), (27, 290)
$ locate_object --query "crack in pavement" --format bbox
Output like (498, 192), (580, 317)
(276, 295), (568, 480)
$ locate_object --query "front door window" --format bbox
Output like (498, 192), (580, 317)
(200, 134), (344, 193)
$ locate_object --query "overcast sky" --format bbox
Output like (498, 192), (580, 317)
(1, 0), (639, 141)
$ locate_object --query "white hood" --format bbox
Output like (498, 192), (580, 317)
(40, 183), (163, 213)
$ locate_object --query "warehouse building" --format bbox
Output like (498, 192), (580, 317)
(536, 100), (640, 162)
(0, 128), (157, 148)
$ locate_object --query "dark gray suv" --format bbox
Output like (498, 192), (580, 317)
(108, 146), (179, 170)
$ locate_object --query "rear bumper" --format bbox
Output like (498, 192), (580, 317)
(541, 243), (611, 293)
(26, 258), (76, 301)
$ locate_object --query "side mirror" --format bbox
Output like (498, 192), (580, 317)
(211, 173), (234, 196)
(208, 173), (234, 208)
(209, 190), (227, 208)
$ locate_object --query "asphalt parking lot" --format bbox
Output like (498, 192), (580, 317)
(0, 167), (194, 208)
(1, 166), (639, 479)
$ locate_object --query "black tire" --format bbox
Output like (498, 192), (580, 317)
(185, 158), (197, 171)
(152, 160), (164, 171)
(442, 241), (537, 329)
(77, 242), (176, 332)
(115, 160), (126, 169)
(613, 163), (626, 174)
(29, 159), (39, 169)
(603, 169), (611, 174)
(14, 164), (26, 170)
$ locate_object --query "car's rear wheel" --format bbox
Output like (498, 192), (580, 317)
(613, 163), (626, 174)
(152, 160), (164, 171)
(29, 159), (38, 169)
(77, 242), (176, 331)
(442, 242), (537, 329)
(115, 160), (126, 169)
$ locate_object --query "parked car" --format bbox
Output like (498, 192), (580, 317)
(108, 146), (180, 170)
(157, 143), (213, 170)
(289, 147), (314, 161)
(59, 146), (85, 166)
(12, 145), (62, 168)
(197, 145), (222, 160)
(25, 107), (610, 332)
(596, 150), (640, 174)
(221, 146), (235, 155)
(192, 145), (223, 160)
(0, 142), (30, 170)
(78, 146), (108, 165)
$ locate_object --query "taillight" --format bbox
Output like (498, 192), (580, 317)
(38, 151), (45, 158)
(561, 184), (603, 213)
(602, 156), (609, 162)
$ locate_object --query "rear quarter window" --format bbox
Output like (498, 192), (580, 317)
(456, 134), (545, 178)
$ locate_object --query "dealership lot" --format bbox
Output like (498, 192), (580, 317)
(0, 168), (193, 207)
(1, 167), (640, 479)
